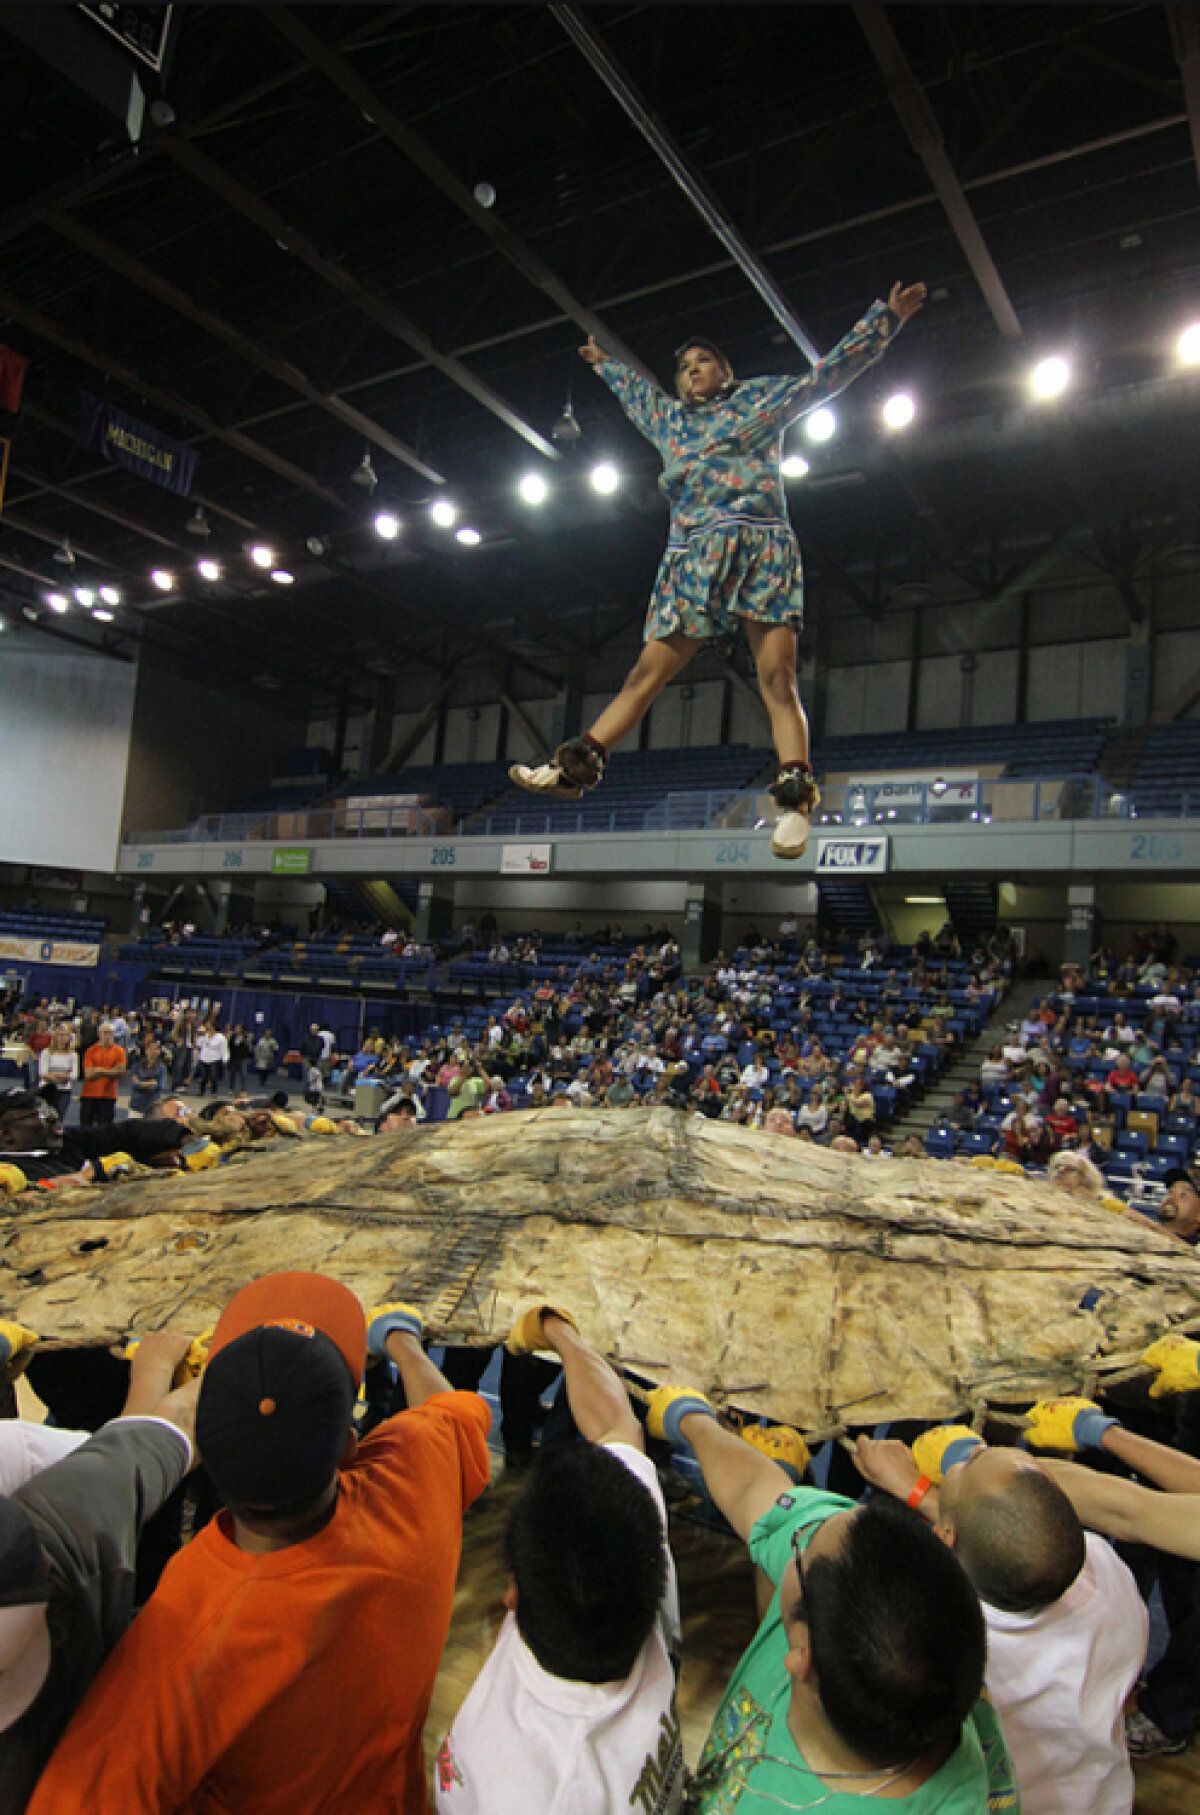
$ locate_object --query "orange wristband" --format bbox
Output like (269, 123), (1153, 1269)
(907, 1475), (933, 1510)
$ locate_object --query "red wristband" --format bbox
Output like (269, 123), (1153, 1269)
(907, 1475), (933, 1510)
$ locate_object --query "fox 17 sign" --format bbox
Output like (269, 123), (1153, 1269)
(815, 836), (889, 874)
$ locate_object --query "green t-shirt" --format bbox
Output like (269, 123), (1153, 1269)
(447, 1076), (486, 1120)
(692, 1488), (1020, 1813)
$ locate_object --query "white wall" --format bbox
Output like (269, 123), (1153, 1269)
(0, 650), (136, 871)
(1026, 639), (1125, 721)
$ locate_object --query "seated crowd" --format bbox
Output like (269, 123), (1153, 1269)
(2, 1263), (1200, 1811)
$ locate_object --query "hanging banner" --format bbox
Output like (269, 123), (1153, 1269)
(0, 935), (100, 968)
(80, 392), (198, 498)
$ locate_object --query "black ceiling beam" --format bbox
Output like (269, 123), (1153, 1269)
(44, 209), (446, 487)
(853, 5), (1022, 342)
(1168, 5), (1200, 189)
(0, 286), (353, 516)
(264, 5), (657, 387)
(552, 3), (822, 365)
(156, 130), (560, 463)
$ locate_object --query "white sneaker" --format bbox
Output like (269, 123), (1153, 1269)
(771, 808), (811, 860)
(509, 762), (583, 801)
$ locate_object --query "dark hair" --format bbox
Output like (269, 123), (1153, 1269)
(505, 1445), (666, 1683)
(673, 335), (730, 372)
(954, 1469), (1085, 1613)
(801, 1497), (985, 1766)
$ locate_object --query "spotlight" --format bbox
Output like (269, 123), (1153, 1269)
(374, 511), (400, 540)
(93, 608), (114, 623)
(46, 592), (69, 614)
(430, 499), (457, 528)
(519, 473), (548, 505)
(351, 448), (379, 492)
(882, 391), (916, 430)
(551, 401), (581, 446)
(1178, 323), (1200, 367)
(74, 587), (95, 607)
(98, 585), (121, 606)
(805, 407), (836, 443)
(185, 505), (211, 538)
(1029, 356), (1070, 399)
(197, 558), (222, 582)
(53, 538), (75, 567)
(455, 527), (482, 547)
(151, 569), (175, 592)
(780, 454), (810, 480)
(249, 544), (274, 569)
(590, 462), (619, 495)
(270, 568), (295, 585)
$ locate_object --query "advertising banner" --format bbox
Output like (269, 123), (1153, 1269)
(815, 837), (889, 875)
(0, 936), (100, 967)
(500, 843), (553, 875)
(271, 848), (313, 875)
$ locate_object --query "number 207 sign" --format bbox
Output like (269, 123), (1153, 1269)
(815, 836), (889, 874)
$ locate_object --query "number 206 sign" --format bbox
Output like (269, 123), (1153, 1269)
(815, 836), (889, 874)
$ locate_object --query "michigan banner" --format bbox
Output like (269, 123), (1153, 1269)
(80, 394), (198, 498)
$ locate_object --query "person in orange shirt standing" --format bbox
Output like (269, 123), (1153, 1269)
(79, 1022), (125, 1129)
(27, 1272), (491, 1815)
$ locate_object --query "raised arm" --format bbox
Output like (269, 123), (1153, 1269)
(753, 281), (926, 427)
(581, 334), (675, 448)
(1040, 1459), (1200, 1560)
(367, 1302), (457, 1407)
(644, 1384), (791, 1539)
(509, 1304), (642, 1449)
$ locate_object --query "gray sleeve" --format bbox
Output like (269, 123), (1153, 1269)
(13, 1419), (190, 1620)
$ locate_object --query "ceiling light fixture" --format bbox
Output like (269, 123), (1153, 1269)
(780, 454), (810, 479)
(53, 537), (75, 567)
(93, 607), (115, 623)
(351, 447), (379, 492)
(46, 592), (69, 614)
(882, 391), (916, 430)
(519, 473), (548, 505)
(374, 511), (400, 540)
(270, 568), (295, 585)
(590, 461), (619, 495)
(430, 499), (457, 528)
(186, 505), (211, 538)
(249, 544), (274, 569)
(1029, 355), (1070, 399)
(1177, 323), (1200, 367)
(197, 558), (222, 582)
(805, 407), (837, 443)
(151, 569), (175, 592)
(455, 527), (482, 547)
(74, 587), (95, 607)
(98, 585), (121, 606)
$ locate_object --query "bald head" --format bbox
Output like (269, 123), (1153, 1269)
(937, 1448), (1085, 1613)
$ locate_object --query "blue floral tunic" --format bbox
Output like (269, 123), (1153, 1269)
(595, 301), (901, 643)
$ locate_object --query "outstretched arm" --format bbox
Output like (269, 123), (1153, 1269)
(1040, 1458), (1200, 1560)
(682, 1411), (792, 1541)
(1100, 1423), (1200, 1495)
(581, 334), (674, 447)
(759, 281), (926, 425)
(541, 1312), (643, 1449)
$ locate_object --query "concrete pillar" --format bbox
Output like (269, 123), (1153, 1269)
(212, 879), (233, 937)
(1063, 883), (1096, 969)
(129, 881), (148, 936)
(415, 881), (454, 945)
(1123, 623), (1151, 728)
(681, 881), (722, 970)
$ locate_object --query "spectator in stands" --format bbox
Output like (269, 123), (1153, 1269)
(194, 1023), (228, 1099)
(1141, 1055), (1175, 1102)
(126, 1039), (167, 1117)
(1105, 1054), (1140, 1094)
(1156, 1166), (1200, 1245)
(0, 1332), (199, 1811)
(1001, 1102), (1041, 1166)
(647, 1382), (1014, 1809)
(853, 1425), (1145, 1814)
(226, 1026), (252, 1094)
(844, 1073), (875, 1145)
(78, 1022), (125, 1129)
(434, 1307), (679, 1813)
(980, 1045), (1008, 1089)
(28, 1276), (490, 1814)
(253, 1028), (278, 1088)
(1043, 1096), (1080, 1151)
(35, 1027), (76, 1122)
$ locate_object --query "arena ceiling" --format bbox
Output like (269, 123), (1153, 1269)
(0, 2), (1197, 711)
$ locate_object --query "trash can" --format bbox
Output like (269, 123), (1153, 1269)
(354, 1079), (390, 1123)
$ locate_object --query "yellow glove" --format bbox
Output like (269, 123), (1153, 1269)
(911, 1424), (983, 1484)
(505, 1304), (578, 1356)
(1022, 1397), (1117, 1452)
(1099, 1196), (1130, 1216)
(96, 1151), (138, 1180)
(993, 1158), (1027, 1177)
(1143, 1335), (1200, 1399)
(306, 1116), (339, 1134)
(366, 1302), (424, 1360)
(124, 1326), (215, 1387)
(968, 1154), (996, 1170)
(740, 1423), (810, 1481)
(645, 1383), (715, 1447)
(0, 1319), (38, 1372)
(181, 1138), (221, 1172)
(0, 1163), (29, 1199)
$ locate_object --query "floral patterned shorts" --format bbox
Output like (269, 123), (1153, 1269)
(644, 522), (805, 644)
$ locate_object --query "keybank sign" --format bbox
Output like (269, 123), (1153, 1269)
(815, 836), (889, 874)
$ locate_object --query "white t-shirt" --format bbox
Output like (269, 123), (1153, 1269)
(983, 1533), (1147, 1815)
(0, 1421), (89, 1496)
(435, 1443), (683, 1815)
